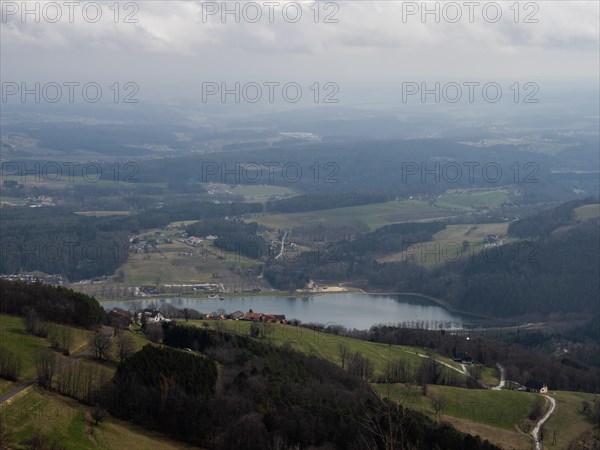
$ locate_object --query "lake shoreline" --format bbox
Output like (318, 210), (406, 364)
(98, 291), (476, 330)
(97, 289), (493, 322)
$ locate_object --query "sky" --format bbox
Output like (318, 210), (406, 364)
(1, 1), (599, 107)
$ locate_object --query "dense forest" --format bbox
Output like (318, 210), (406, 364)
(508, 197), (598, 237)
(7, 137), (597, 205)
(439, 218), (599, 316)
(264, 222), (445, 290)
(119, 138), (598, 199)
(0, 200), (264, 280)
(186, 219), (269, 260)
(0, 280), (105, 327)
(0, 207), (129, 282)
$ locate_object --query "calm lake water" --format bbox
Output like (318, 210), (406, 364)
(101, 292), (468, 330)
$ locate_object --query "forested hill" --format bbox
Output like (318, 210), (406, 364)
(439, 217), (600, 317)
(101, 324), (501, 449)
(0, 280), (105, 327)
(508, 197), (599, 237)
(266, 200), (599, 318)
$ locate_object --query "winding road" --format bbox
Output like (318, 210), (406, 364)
(403, 350), (468, 376)
(532, 394), (556, 450)
(275, 231), (288, 260)
(491, 363), (505, 390)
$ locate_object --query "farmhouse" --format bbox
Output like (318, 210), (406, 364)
(273, 314), (287, 323)
(243, 312), (263, 321)
(522, 380), (548, 394)
(142, 309), (165, 323)
(230, 311), (244, 320)
(451, 352), (473, 364)
(185, 236), (203, 246)
(107, 308), (133, 329)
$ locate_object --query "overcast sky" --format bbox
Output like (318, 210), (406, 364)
(1, 1), (599, 105)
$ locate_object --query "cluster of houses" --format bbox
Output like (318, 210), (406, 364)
(179, 234), (218, 247)
(0, 273), (64, 286)
(106, 307), (288, 330)
(129, 242), (157, 254)
(483, 234), (504, 248)
(107, 308), (167, 329)
(230, 310), (287, 324)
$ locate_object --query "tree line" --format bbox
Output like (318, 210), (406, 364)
(0, 280), (106, 327)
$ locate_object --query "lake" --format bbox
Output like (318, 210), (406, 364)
(101, 292), (468, 330)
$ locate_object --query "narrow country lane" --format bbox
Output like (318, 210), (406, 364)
(532, 394), (556, 450)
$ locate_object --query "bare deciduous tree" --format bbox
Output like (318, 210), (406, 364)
(338, 342), (349, 370)
(35, 348), (57, 388)
(432, 395), (446, 418)
(0, 345), (21, 381)
(115, 333), (136, 363)
(91, 329), (112, 360)
(91, 404), (108, 425)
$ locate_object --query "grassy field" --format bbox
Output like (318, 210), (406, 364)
(0, 388), (198, 450)
(379, 222), (511, 267)
(207, 183), (298, 202)
(0, 314), (185, 449)
(480, 365), (500, 387)
(74, 211), (133, 217)
(574, 203), (600, 221)
(443, 415), (534, 449)
(0, 174), (164, 191)
(0, 315), (90, 380)
(113, 227), (262, 290)
(190, 319), (467, 383)
(373, 383), (540, 430)
(374, 385), (600, 449)
(0, 196), (27, 206)
(541, 391), (599, 449)
(0, 379), (15, 397)
(436, 190), (508, 210)
(121, 243), (259, 287)
(250, 200), (458, 230)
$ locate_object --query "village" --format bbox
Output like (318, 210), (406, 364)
(106, 306), (290, 330)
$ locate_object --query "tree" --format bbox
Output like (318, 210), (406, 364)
(360, 398), (407, 450)
(24, 309), (48, 338)
(35, 348), (57, 388)
(91, 329), (112, 360)
(0, 346), (21, 381)
(338, 342), (349, 370)
(91, 404), (107, 426)
(347, 352), (373, 380)
(49, 325), (75, 355)
(431, 395), (446, 418)
(115, 333), (136, 363)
